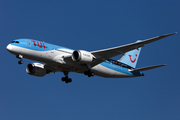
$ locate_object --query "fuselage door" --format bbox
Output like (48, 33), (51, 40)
(26, 40), (31, 48)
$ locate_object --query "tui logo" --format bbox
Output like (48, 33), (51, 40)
(129, 54), (137, 63)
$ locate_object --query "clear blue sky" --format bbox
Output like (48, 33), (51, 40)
(1, 0), (180, 120)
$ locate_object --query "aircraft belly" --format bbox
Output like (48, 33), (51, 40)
(93, 64), (132, 78)
(10, 45), (137, 78)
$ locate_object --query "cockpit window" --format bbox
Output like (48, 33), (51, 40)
(11, 41), (19, 43)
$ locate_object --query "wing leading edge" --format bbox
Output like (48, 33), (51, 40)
(90, 33), (176, 67)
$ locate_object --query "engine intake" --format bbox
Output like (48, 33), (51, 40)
(72, 50), (96, 63)
(26, 63), (47, 77)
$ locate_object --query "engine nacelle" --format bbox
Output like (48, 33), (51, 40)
(26, 63), (47, 77)
(72, 50), (96, 63)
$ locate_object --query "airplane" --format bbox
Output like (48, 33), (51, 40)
(6, 33), (176, 83)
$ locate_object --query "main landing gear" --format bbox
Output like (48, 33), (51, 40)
(61, 71), (72, 83)
(84, 70), (94, 77)
(16, 55), (23, 65)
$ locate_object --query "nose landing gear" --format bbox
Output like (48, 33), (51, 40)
(16, 55), (23, 65)
(18, 60), (23, 64)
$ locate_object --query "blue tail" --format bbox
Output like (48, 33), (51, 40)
(118, 41), (142, 68)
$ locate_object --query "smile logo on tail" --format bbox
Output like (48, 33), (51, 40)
(129, 54), (137, 63)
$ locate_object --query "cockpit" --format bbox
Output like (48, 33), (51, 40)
(11, 41), (19, 43)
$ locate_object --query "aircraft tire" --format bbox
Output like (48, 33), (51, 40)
(18, 60), (23, 64)
(62, 77), (72, 83)
(68, 78), (72, 83)
(61, 77), (65, 82)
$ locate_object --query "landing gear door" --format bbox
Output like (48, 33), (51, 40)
(26, 40), (31, 48)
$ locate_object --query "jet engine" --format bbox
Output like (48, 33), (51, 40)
(72, 50), (96, 63)
(26, 63), (47, 77)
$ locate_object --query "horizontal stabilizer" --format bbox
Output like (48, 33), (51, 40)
(129, 64), (167, 72)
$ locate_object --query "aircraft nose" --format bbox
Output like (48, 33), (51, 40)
(6, 44), (12, 51)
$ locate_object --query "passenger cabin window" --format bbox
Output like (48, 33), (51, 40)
(107, 59), (134, 69)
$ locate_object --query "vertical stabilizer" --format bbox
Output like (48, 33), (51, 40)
(118, 41), (142, 68)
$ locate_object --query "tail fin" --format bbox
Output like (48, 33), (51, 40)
(118, 41), (142, 68)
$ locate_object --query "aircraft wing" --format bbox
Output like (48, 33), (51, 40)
(90, 33), (176, 67)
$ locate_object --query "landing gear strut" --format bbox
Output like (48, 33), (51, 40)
(16, 55), (23, 65)
(61, 71), (72, 83)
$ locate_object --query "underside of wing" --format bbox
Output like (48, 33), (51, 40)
(44, 64), (60, 73)
(90, 33), (176, 67)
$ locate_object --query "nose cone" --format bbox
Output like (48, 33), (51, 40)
(6, 44), (13, 51)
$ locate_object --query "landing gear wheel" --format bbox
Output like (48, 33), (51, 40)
(68, 78), (72, 83)
(61, 77), (66, 82)
(61, 76), (72, 83)
(65, 80), (69, 83)
(65, 78), (72, 83)
(18, 60), (23, 64)
(16, 55), (23, 65)
(84, 70), (94, 77)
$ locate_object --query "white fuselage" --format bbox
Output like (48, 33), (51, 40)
(6, 39), (142, 78)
